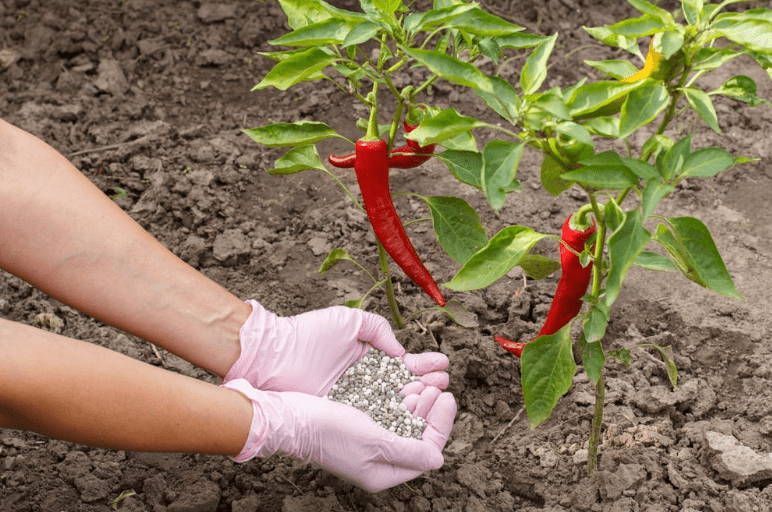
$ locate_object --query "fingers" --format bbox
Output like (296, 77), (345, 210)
(401, 386), (442, 417)
(372, 391), (457, 475)
(402, 352), (449, 375)
(357, 310), (405, 357)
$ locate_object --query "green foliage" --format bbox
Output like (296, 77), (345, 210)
(244, 0), (763, 453)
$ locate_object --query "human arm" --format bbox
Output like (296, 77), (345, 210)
(0, 318), (456, 492)
(0, 118), (250, 378)
(0, 318), (251, 455)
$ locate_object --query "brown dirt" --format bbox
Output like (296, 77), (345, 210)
(3, 0), (772, 511)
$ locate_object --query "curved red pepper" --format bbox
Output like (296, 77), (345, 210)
(329, 119), (436, 170)
(355, 139), (445, 307)
(496, 213), (596, 357)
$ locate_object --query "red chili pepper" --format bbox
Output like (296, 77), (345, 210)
(495, 213), (596, 357)
(355, 139), (446, 307)
(329, 120), (436, 170)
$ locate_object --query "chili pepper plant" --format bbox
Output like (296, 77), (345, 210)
(244, 0), (769, 473)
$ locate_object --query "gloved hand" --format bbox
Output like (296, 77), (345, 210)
(222, 378), (457, 493)
(224, 300), (450, 396)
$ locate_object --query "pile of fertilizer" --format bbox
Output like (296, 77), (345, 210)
(327, 350), (426, 439)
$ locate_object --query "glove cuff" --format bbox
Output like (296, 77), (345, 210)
(221, 378), (272, 462)
(223, 300), (275, 386)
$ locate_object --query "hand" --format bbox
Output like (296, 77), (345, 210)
(223, 378), (457, 493)
(224, 301), (449, 396)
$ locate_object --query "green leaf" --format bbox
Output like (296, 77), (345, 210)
(482, 141), (524, 211)
(605, 15), (668, 37)
(242, 121), (345, 148)
(578, 336), (606, 385)
(254, 47), (335, 90)
(659, 28), (685, 59)
(407, 109), (486, 145)
(636, 344), (678, 387)
(714, 15), (772, 54)
(445, 226), (546, 291)
(604, 211), (652, 308)
(555, 122), (594, 162)
(475, 76), (520, 122)
(521, 323), (576, 429)
(642, 134), (673, 168)
(434, 149), (483, 189)
(519, 254), (561, 280)
(582, 116), (620, 138)
(605, 197), (625, 233)
(529, 88), (572, 121)
(626, 0), (674, 24)
(682, 87), (720, 133)
(584, 59), (640, 80)
(478, 37), (501, 64)
(583, 305), (609, 344)
(266, 145), (326, 175)
(372, 0), (400, 15)
(635, 251), (677, 272)
(621, 157), (660, 180)
(521, 33), (558, 95)
(641, 178), (674, 219)
(403, 48), (494, 94)
(679, 147), (735, 178)
(342, 21), (382, 47)
(692, 46), (740, 72)
(608, 348), (632, 365)
(540, 154), (573, 196)
(658, 133), (692, 182)
(682, 0), (702, 26)
(276, 0), (362, 29)
(269, 18), (352, 47)
(619, 83), (669, 138)
(711, 75), (769, 106)
(404, 4), (476, 33)
(439, 131), (478, 152)
(436, 300), (479, 328)
(659, 217), (742, 299)
(446, 7), (525, 37)
(319, 248), (357, 273)
(494, 32), (550, 50)
(584, 26), (642, 57)
(561, 167), (638, 191)
(418, 196), (488, 265)
(567, 80), (644, 120)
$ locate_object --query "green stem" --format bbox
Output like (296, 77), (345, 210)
(388, 102), (406, 151)
(378, 240), (405, 329)
(586, 192), (608, 474)
(587, 373), (605, 475)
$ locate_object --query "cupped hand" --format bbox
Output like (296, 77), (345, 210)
(223, 378), (457, 493)
(224, 300), (449, 397)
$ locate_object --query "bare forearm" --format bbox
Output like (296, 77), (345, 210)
(0, 319), (251, 455)
(0, 119), (250, 377)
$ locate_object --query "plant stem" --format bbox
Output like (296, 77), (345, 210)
(587, 372), (605, 475)
(378, 240), (405, 329)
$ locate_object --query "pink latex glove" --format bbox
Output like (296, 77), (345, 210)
(224, 300), (450, 396)
(223, 378), (457, 493)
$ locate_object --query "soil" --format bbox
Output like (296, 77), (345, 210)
(2, 0), (772, 511)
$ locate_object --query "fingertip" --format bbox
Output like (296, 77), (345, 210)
(419, 371), (449, 390)
(413, 386), (442, 418)
(399, 381), (425, 396)
(402, 394), (419, 413)
(359, 311), (405, 357)
(402, 352), (449, 375)
(422, 392), (456, 450)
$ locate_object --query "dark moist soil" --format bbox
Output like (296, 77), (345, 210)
(3, 0), (772, 511)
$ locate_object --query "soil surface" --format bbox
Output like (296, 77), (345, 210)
(3, 0), (772, 511)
